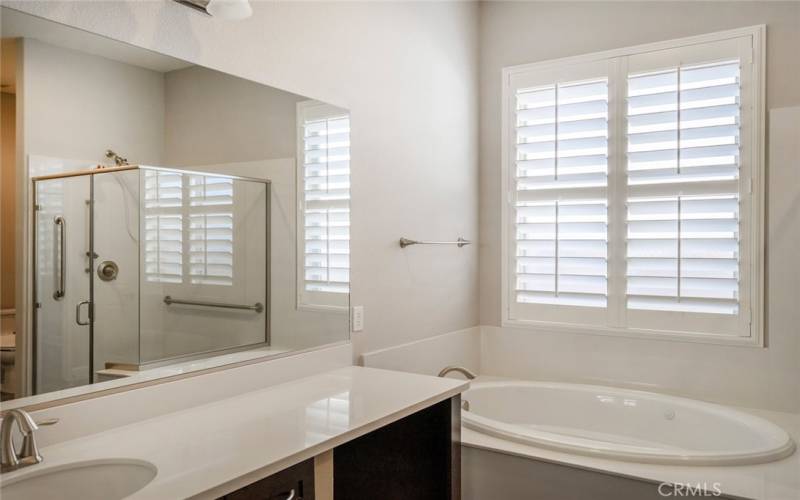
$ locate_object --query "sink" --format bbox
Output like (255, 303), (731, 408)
(1, 459), (157, 500)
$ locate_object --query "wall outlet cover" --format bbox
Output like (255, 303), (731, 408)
(352, 306), (364, 332)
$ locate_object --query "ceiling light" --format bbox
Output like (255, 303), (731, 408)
(206, 0), (252, 20)
(174, 0), (252, 20)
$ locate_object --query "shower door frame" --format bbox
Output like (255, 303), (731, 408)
(30, 171), (99, 394)
(31, 166), (271, 391)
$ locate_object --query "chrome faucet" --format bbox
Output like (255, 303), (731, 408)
(437, 366), (477, 380)
(1, 410), (58, 472)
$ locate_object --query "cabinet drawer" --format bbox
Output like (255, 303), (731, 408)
(220, 458), (314, 500)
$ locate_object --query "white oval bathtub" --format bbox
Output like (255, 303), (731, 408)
(462, 380), (795, 465)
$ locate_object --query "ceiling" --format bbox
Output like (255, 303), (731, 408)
(0, 7), (194, 75)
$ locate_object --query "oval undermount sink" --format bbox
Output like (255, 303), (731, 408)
(1, 459), (157, 500)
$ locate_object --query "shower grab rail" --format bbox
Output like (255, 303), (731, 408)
(163, 295), (264, 313)
(53, 216), (66, 300)
(399, 237), (471, 248)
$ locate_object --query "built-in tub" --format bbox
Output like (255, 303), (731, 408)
(462, 380), (795, 466)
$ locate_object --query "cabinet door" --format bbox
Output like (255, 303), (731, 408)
(220, 458), (314, 500)
(334, 397), (460, 500)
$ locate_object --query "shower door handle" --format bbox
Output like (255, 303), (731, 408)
(53, 215), (66, 300)
(75, 300), (91, 326)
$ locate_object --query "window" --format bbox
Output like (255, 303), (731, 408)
(297, 102), (351, 310)
(502, 27), (764, 344)
(144, 169), (234, 286)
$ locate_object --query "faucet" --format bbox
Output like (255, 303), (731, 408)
(1, 409), (58, 473)
(438, 365), (477, 380)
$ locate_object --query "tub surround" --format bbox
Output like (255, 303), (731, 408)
(361, 326), (481, 377)
(462, 378), (800, 500)
(364, 331), (800, 499)
(2, 366), (467, 499)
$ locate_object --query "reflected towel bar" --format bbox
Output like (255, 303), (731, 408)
(163, 295), (264, 313)
(399, 237), (471, 248)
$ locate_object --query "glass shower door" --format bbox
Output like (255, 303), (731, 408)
(34, 175), (92, 394)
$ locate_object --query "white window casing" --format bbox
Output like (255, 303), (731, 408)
(501, 26), (765, 346)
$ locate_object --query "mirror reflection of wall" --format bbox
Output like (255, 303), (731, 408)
(0, 8), (350, 405)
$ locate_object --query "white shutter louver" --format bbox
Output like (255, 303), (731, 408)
(145, 170), (184, 283)
(188, 175), (234, 286)
(626, 60), (741, 316)
(302, 114), (351, 296)
(514, 78), (609, 309)
(144, 170), (234, 286)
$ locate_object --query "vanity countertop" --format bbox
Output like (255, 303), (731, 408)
(4, 366), (468, 499)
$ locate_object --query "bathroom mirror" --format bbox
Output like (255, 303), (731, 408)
(0, 7), (350, 407)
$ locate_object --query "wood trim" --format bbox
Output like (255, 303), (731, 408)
(314, 450), (334, 500)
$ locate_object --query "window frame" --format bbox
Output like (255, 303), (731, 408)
(296, 100), (351, 313)
(500, 26), (765, 346)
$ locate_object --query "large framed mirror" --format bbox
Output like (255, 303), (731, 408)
(0, 7), (351, 408)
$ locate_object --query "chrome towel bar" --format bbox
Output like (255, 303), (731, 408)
(163, 295), (264, 313)
(399, 237), (471, 248)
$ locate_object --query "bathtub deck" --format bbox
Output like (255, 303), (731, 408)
(462, 406), (800, 500)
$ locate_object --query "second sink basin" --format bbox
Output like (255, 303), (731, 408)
(1, 458), (157, 500)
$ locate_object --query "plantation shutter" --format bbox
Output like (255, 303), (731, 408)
(187, 175), (234, 286)
(623, 36), (753, 336)
(144, 170), (184, 283)
(508, 60), (612, 325)
(298, 102), (351, 308)
(504, 32), (759, 340)
(144, 170), (235, 286)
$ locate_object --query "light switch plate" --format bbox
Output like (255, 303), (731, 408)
(351, 305), (364, 332)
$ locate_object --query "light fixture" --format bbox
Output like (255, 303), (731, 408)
(173, 0), (252, 20)
(206, 0), (252, 20)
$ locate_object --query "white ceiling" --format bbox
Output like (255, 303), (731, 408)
(1, 7), (194, 75)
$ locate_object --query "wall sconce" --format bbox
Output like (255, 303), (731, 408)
(173, 0), (253, 20)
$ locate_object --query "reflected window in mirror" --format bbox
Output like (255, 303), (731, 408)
(144, 170), (235, 286)
(188, 174), (234, 286)
(297, 102), (351, 310)
(0, 5), (351, 407)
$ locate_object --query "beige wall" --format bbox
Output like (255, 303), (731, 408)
(6, 1), (480, 358)
(478, 2), (800, 412)
(23, 38), (165, 166)
(164, 65), (305, 166)
(1, 92), (15, 310)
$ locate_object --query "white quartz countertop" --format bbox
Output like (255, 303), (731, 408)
(4, 366), (467, 499)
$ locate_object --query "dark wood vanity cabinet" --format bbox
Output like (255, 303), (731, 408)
(334, 396), (461, 500)
(220, 458), (315, 500)
(219, 396), (461, 500)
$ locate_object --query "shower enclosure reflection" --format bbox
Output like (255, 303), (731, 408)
(0, 5), (350, 406)
(33, 167), (268, 393)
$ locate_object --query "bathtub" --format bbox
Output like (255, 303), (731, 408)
(462, 380), (795, 466)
